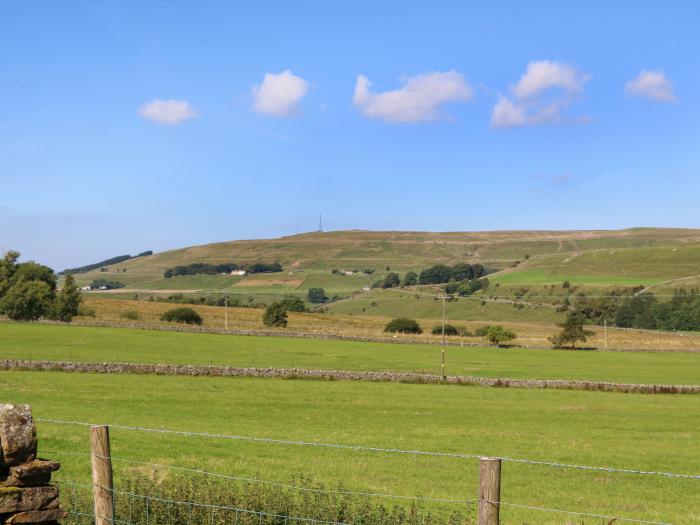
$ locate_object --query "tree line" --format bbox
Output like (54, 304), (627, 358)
(163, 262), (283, 278)
(1, 251), (81, 321)
(574, 290), (700, 331)
(61, 250), (152, 275)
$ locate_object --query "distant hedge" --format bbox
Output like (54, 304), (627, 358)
(431, 324), (460, 336)
(384, 318), (423, 334)
(61, 250), (152, 275)
(161, 307), (203, 325)
(164, 262), (282, 278)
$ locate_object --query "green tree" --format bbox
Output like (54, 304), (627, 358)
(483, 325), (516, 347)
(11, 262), (57, 292)
(161, 307), (203, 325)
(549, 312), (595, 349)
(307, 288), (328, 303)
(381, 272), (400, 289)
(384, 317), (422, 334)
(279, 296), (307, 312)
(53, 274), (82, 322)
(0, 250), (20, 299)
(402, 271), (418, 287)
(1, 280), (54, 320)
(431, 324), (459, 336)
(263, 302), (288, 327)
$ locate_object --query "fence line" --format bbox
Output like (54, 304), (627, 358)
(59, 480), (355, 525)
(492, 500), (671, 525)
(36, 418), (700, 480)
(45, 450), (473, 505)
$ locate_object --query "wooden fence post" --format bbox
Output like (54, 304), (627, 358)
(478, 457), (501, 525)
(90, 425), (115, 525)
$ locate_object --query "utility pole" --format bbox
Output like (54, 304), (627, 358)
(224, 292), (229, 331)
(437, 293), (451, 381)
(604, 318), (608, 349)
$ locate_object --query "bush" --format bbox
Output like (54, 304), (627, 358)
(431, 324), (460, 336)
(384, 317), (422, 334)
(1, 280), (54, 321)
(482, 325), (516, 347)
(381, 272), (401, 289)
(160, 307), (203, 325)
(307, 288), (328, 303)
(121, 309), (140, 321)
(279, 296), (307, 312)
(263, 302), (288, 327)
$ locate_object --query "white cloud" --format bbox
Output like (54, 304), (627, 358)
(352, 71), (473, 123)
(625, 70), (677, 102)
(139, 99), (196, 125)
(491, 60), (590, 128)
(252, 70), (309, 117)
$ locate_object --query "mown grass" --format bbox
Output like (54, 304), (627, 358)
(5, 371), (698, 524)
(3, 323), (700, 385)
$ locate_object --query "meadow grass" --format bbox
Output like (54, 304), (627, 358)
(3, 323), (700, 385)
(488, 268), (661, 286)
(4, 371), (698, 524)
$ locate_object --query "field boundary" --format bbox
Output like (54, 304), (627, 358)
(4, 359), (699, 394)
(4, 318), (700, 353)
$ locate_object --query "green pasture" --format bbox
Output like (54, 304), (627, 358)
(328, 290), (563, 323)
(3, 323), (700, 385)
(3, 371), (698, 524)
(488, 268), (660, 286)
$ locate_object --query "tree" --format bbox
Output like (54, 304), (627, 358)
(161, 307), (203, 325)
(549, 312), (595, 349)
(0, 250), (20, 298)
(384, 317), (422, 334)
(402, 271), (418, 287)
(307, 288), (328, 303)
(431, 324), (459, 336)
(381, 272), (401, 289)
(279, 296), (306, 312)
(1, 280), (54, 321)
(53, 274), (82, 322)
(483, 325), (516, 347)
(263, 302), (288, 327)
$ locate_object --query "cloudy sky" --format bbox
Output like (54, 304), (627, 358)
(1, 2), (698, 270)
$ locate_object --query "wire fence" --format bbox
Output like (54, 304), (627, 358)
(35, 418), (696, 524)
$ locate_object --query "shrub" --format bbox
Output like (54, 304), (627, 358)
(263, 302), (288, 327)
(160, 307), (203, 325)
(381, 272), (401, 289)
(384, 317), (422, 334)
(431, 324), (460, 336)
(279, 296), (307, 312)
(121, 309), (140, 321)
(482, 325), (516, 347)
(307, 288), (328, 303)
(53, 274), (82, 322)
(1, 280), (54, 321)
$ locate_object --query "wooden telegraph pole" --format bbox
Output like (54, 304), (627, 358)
(90, 425), (115, 525)
(478, 457), (501, 525)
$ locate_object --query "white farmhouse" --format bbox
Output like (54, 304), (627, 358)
(230, 270), (246, 276)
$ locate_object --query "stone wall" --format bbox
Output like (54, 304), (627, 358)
(0, 404), (65, 524)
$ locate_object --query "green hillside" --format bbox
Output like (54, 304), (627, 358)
(70, 228), (700, 321)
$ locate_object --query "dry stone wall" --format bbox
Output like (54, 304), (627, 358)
(0, 405), (65, 524)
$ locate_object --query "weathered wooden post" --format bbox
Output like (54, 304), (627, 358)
(478, 457), (501, 525)
(90, 425), (114, 525)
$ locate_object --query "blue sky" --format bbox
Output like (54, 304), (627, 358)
(2, 2), (698, 270)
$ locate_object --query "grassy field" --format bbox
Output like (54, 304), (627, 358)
(487, 267), (663, 286)
(4, 370), (698, 524)
(4, 323), (700, 385)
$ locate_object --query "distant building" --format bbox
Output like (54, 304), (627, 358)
(80, 286), (92, 291)
(362, 285), (371, 292)
(342, 270), (355, 276)
(230, 270), (246, 276)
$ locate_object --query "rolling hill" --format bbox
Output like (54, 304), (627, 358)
(71, 228), (700, 321)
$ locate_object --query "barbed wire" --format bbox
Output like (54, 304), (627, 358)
(45, 451), (473, 504)
(492, 500), (671, 525)
(36, 418), (700, 480)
